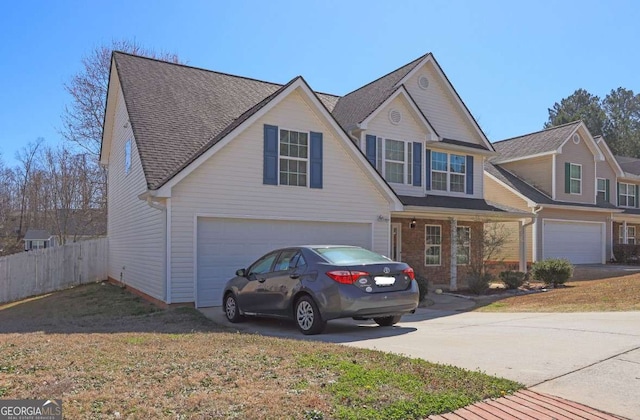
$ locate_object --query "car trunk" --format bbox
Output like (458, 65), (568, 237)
(341, 263), (412, 293)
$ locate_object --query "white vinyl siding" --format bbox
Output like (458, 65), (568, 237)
(170, 89), (392, 303)
(107, 87), (166, 300)
(555, 135), (596, 204)
(404, 61), (485, 147)
(502, 155), (553, 198)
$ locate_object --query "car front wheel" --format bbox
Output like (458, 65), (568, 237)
(374, 315), (402, 327)
(295, 296), (326, 335)
(224, 293), (244, 323)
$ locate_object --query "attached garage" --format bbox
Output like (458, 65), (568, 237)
(196, 217), (373, 307)
(542, 220), (605, 264)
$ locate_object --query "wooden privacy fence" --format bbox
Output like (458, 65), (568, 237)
(0, 237), (108, 304)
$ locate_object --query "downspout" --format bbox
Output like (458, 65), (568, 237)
(530, 205), (543, 263)
(520, 206), (541, 272)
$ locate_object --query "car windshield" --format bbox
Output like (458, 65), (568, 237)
(313, 247), (391, 265)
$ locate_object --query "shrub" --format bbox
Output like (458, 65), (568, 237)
(466, 273), (493, 295)
(415, 275), (428, 302)
(530, 258), (574, 286)
(499, 271), (526, 289)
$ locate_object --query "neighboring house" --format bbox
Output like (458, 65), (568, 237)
(611, 153), (640, 244)
(484, 121), (624, 265)
(23, 229), (57, 251)
(101, 52), (528, 307)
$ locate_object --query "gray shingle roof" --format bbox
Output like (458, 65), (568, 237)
(485, 162), (618, 209)
(112, 52), (339, 190)
(24, 230), (52, 240)
(492, 121), (581, 162)
(331, 54), (428, 131)
(615, 155), (640, 176)
(398, 195), (513, 213)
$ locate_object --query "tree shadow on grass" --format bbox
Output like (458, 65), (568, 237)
(0, 282), (222, 335)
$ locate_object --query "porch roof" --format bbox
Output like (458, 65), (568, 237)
(397, 195), (531, 219)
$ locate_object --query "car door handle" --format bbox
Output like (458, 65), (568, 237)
(258, 277), (266, 283)
(289, 274), (300, 279)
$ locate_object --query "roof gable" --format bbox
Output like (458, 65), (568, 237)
(107, 52), (339, 190)
(492, 121), (605, 163)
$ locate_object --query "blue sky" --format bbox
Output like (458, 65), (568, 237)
(1, 0), (639, 166)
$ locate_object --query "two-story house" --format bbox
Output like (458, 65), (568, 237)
(612, 154), (640, 245)
(484, 121), (624, 265)
(101, 52), (528, 308)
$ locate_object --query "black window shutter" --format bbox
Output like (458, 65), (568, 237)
(310, 132), (323, 189)
(263, 124), (279, 185)
(365, 135), (377, 167)
(412, 142), (422, 187)
(425, 149), (431, 191)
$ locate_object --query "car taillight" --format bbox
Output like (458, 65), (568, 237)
(403, 267), (415, 280)
(326, 270), (370, 284)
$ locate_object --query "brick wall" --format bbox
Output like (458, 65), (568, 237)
(392, 216), (483, 289)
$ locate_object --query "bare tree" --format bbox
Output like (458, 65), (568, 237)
(15, 138), (44, 240)
(61, 39), (181, 158)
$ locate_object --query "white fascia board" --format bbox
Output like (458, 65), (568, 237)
(491, 151), (556, 165)
(596, 137), (625, 177)
(397, 54), (493, 151)
(541, 203), (623, 213)
(426, 140), (496, 157)
(484, 171), (537, 207)
(358, 87), (439, 140)
(100, 59), (120, 166)
(399, 206), (533, 220)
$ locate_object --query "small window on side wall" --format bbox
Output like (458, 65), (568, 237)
(125, 139), (132, 175)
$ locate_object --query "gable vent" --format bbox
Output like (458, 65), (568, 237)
(572, 133), (581, 144)
(389, 109), (402, 125)
(418, 75), (430, 90)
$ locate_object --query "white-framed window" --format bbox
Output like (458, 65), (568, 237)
(431, 151), (466, 193)
(619, 183), (636, 207)
(124, 139), (132, 175)
(375, 138), (415, 185)
(425, 225), (441, 266)
(569, 163), (581, 194)
(279, 129), (308, 187)
(619, 225), (636, 245)
(597, 178), (607, 202)
(456, 226), (471, 265)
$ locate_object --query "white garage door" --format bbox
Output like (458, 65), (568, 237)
(542, 220), (604, 264)
(196, 218), (373, 307)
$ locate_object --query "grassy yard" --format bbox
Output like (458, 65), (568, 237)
(477, 274), (640, 312)
(0, 283), (520, 419)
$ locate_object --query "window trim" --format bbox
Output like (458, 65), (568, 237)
(456, 226), (471, 266)
(424, 224), (442, 266)
(278, 128), (309, 187)
(375, 137), (418, 185)
(619, 182), (636, 208)
(569, 163), (582, 195)
(430, 151), (466, 193)
(619, 225), (636, 245)
(596, 178), (607, 202)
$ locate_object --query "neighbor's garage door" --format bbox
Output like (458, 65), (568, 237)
(196, 218), (372, 307)
(542, 220), (604, 264)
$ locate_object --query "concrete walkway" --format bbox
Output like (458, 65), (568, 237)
(200, 294), (640, 419)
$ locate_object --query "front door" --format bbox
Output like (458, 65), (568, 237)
(390, 223), (402, 261)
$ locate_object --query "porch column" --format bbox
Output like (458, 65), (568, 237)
(623, 220), (628, 244)
(519, 220), (527, 273)
(450, 217), (458, 291)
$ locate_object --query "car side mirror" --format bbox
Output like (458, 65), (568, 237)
(235, 268), (246, 277)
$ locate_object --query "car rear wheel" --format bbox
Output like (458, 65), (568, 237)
(224, 293), (244, 323)
(374, 315), (402, 327)
(295, 296), (326, 335)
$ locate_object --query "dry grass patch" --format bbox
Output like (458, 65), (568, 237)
(0, 283), (520, 419)
(478, 274), (640, 312)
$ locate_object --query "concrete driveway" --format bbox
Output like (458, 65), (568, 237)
(200, 305), (640, 419)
